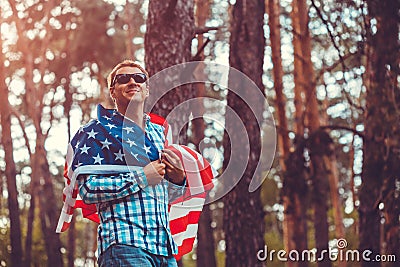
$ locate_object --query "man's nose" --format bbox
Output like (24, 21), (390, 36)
(127, 77), (140, 85)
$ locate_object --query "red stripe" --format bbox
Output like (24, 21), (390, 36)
(182, 146), (214, 191)
(169, 211), (201, 235)
(149, 113), (170, 145)
(174, 237), (196, 261)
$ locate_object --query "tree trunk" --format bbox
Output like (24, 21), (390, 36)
(145, 0), (196, 144)
(193, 1), (217, 266)
(359, 1), (400, 266)
(290, 0), (310, 263)
(197, 206), (216, 267)
(291, 0), (305, 135)
(222, 0), (266, 266)
(268, 1), (308, 267)
(295, 0), (331, 266)
(35, 139), (64, 267)
(0, 34), (23, 267)
(322, 98), (346, 267)
(24, 191), (35, 267)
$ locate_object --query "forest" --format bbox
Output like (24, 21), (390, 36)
(0, 0), (399, 266)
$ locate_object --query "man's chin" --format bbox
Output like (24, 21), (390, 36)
(126, 95), (146, 104)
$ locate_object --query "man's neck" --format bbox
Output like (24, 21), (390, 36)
(117, 103), (145, 129)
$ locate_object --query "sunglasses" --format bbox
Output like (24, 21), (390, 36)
(112, 73), (147, 86)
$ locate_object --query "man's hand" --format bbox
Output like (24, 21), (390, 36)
(143, 161), (166, 185)
(161, 149), (185, 185)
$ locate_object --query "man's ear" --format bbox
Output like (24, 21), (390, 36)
(110, 87), (116, 100)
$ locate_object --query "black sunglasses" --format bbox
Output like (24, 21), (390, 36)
(112, 73), (147, 86)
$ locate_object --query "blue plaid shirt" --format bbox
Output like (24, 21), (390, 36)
(77, 116), (184, 257)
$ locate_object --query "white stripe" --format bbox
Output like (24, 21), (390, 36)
(172, 223), (199, 246)
(57, 164), (143, 233)
(169, 197), (205, 221)
(66, 144), (75, 180)
(172, 145), (205, 195)
(166, 125), (173, 144)
(56, 212), (72, 233)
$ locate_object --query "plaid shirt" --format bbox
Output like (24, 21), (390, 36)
(77, 116), (184, 257)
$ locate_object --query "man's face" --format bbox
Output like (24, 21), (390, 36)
(110, 66), (149, 109)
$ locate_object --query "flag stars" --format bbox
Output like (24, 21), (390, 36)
(87, 129), (99, 139)
(102, 115), (112, 121)
(126, 138), (137, 147)
(144, 144), (151, 154)
(106, 123), (117, 130)
(123, 126), (135, 134)
(114, 150), (125, 161)
(80, 144), (90, 154)
(131, 153), (139, 160)
(100, 138), (112, 150)
(92, 153), (104, 164)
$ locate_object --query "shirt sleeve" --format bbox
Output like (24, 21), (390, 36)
(78, 168), (148, 204)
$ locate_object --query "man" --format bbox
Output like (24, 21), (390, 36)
(76, 60), (186, 266)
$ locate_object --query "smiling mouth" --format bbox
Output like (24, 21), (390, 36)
(126, 88), (140, 93)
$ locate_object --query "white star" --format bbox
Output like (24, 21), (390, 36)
(114, 150), (125, 161)
(78, 127), (84, 134)
(126, 138), (137, 147)
(131, 153), (139, 160)
(123, 126), (135, 134)
(87, 129), (98, 139)
(102, 115), (112, 121)
(80, 144), (90, 154)
(74, 141), (80, 149)
(144, 144), (151, 154)
(92, 153), (104, 164)
(106, 123), (116, 130)
(100, 138), (112, 150)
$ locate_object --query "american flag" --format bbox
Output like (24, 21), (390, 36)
(56, 104), (216, 260)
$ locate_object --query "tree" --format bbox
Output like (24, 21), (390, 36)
(0, 28), (23, 267)
(269, 0), (309, 266)
(145, 0), (196, 144)
(294, 0), (332, 266)
(193, 1), (217, 266)
(222, 0), (266, 266)
(359, 1), (400, 266)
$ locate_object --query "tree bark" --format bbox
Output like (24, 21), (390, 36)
(289, 2), (310, 265)
(291, 0), (305, 135)
(359, 1), (400, 266)
(295, 0), (331, 266)
(145, 0), (196, 144)
(193, 1), (217, 266)
(268, 1), (308, 267)
(222, 0), (266, 266)
(322, 94), (345, 267)
(0, 31), (24, 267)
